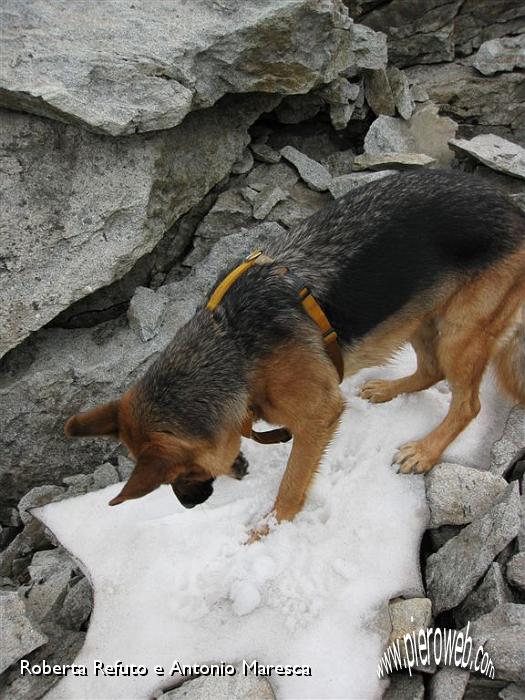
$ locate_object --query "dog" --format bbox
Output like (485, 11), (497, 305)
(65, 170), (525, 536)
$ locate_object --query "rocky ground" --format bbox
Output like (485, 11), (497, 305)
(0, 1), (524, 698)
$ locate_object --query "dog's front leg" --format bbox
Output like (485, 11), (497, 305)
(247, 345), (344, 542)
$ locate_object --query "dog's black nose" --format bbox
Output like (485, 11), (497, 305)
(171, 478), (214, 508)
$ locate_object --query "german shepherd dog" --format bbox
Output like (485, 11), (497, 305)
(65, 170), (525, 537)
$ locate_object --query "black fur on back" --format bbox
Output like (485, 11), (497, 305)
(136, 170), (525, 437)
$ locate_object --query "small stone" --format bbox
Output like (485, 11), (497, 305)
(455, 563), (513, 628)
(63, 473), (95, 497)
(231, 148), (254, 175)
(387, 66), (415, 120)
(507, 553), (525, 593)
(410, 83), (429, 103)
(383, 673), (424, 700)
(280, 146), (332, 192)
(353, 153), (435, 171)
(322, 149), (356, 177)
(93, 462), (120, 490)
(0, 520), (50, 580)
(449, 135), (525, 181)
(429, 666), (469, 700)
(59, 576), (93, 630)
(18, 485), (66, 526)
(473, 35), (525, 77)
(320, 77), (360, 130)
(246, 162), (299, 192)
(127, 287), (167, 342)
(388, 598), (433, 670)
(0, 591), (48, 674)
(467, 604), (525, 682)
(348, 23), (388, 70)
(490, 406), (525, 477)
(499, 683), (525, 700)
(329, 171), (395, 199)
(425, 463), (509, 527)
(117, 455), (134, 480)
(250, 142), (281, 164)
(363, 68), (396, 116)
(24, 548), (75, 623)
(364, 116), (412, 156)
(158, 667), (275, 699)
(0, 506), (21, 528)
(252, 185), (288, 221)
(426, 483), (521, 615)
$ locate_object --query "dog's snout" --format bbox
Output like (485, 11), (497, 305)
(171, 478), (214, 508)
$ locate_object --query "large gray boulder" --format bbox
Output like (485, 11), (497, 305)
(0, 94), (276, 359)
(0, 0), (370, 136)
(0, 223), (284, 501)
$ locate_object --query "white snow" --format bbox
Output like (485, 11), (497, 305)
(36, 347), (510, 700)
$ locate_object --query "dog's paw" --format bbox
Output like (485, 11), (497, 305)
(245, 522), (270, 544)
(359, 379), (397, 403)
(393, 441), (438, 474)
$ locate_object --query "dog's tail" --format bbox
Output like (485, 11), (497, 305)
(493, 306), (525, 405)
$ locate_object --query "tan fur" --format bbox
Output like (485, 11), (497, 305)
(360, 246), (525, 473)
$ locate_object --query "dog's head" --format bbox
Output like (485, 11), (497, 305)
(64, 390), (247, 509)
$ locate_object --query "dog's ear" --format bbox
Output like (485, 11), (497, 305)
(108, 446), (173, 506)
(64, 401), (120, 438)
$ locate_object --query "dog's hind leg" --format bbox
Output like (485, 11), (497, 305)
(360, 319), (444, 403)
(394, 253), (525, 474)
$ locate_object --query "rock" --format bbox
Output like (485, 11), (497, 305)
(467, 604), (525, 682)
(364, 105), (457, 166)
(185, 188), (255, 266)
(0, 520), (51, 580)
(128, 287), (168, 342)
(383, 673), (425, 700)
(426, 483), (521, 615)
(0, 0), (362, 135)
(387, 66), (415, 120)
(231, 149), (255, 175)
(0, 94), (276, 358)
(474, 35), (525, 76)
(388, 598), (433, 661)
(455, 563), (514, 628)
(252, 186), (288, 220)
(490, 407), (525, 477)
(410, 83), (429, 103)
(322, 148), (356, 177)
(18, 486), (66, 526)
(429, 666), (469, 700)
(507, 553), (525, 593)
(425, 463), (509, 528)
(353, 0), (524, 67)
(92, 463), (120, 490)
(0, 223), (284, 500)
(320, 77), (361, 130)
(363, 68), (396, 116)
(246, 162), (299, 192)
(250, 143), (281, 164)
(280, 146), (332, 191)
(24, 548), (76, 623)
(159, 668), (275, 699)
(353, 152), (435, 171)
(328, 171), (395, 198)
(0, 623), (85, 700)
(449, 135), (525, 181)
(267, 182), (330, 227)
(499, 684), (525, 700)
(59, 576), (93, 631)
(62, 473), (95, 497)
(117, 456), (135, 481)
(405, 62), (525, 144)
(347, 23), (388, 70)
(0, 591), (48, 674)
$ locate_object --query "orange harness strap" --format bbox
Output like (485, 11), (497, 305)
(207, 251), (345, 444)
